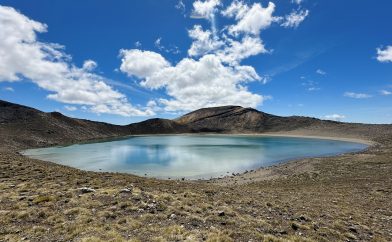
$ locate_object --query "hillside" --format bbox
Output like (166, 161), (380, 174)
(0, 100), (129, 150)
(176, 106), (274, 132)
(127, 118), (190, 134)
(174, 105), (335, 133)
(1, 100), (391, 150)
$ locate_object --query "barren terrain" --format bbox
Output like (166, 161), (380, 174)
(1, 100), (391, 241)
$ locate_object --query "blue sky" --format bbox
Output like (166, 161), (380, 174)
(0, 0), (391, 124)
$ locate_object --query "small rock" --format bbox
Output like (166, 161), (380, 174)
(120, 188), (132, 193)
(349, 226), (358, 233)
(217, 211), (225, 216)
(299, 215), (310, 222)
(78, 187), (96, 193)
(170, 214), (177, 219)
(291, 223), (299, 231)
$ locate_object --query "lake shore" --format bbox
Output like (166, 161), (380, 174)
(1, 130), (392, 241)
(20, 133), (369, 181)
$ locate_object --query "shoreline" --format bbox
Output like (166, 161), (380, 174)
(18, 132), (374, 183)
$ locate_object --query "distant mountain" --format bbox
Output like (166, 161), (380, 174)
(127, 118), (190, 134)
(1, 99), (390, 150)
(0, 100), (129, 149)
(176, 105), (334, 133)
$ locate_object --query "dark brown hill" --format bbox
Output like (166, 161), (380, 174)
(0, 100), (129, 149)
(175, 105), (391, 142)
(127, 118), (190, 134)
(1, 99), (391, 150)
(176, 105), (329, 133)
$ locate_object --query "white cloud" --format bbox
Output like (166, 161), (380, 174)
(191, 0), (221, 36)
(377, 46), (392, 63)
(316, 69), (326, 75)
(188, 25), (224, 57)
(302, 80), (320, 91)
(119, 0), (304, 113)
(324, 114), (345, 121)
(154, 37), (181, 55)
(291, 0), (303, 5)
(64, 105), (77, 111)
(154, 37), (163, 50)
(307, 87), (320, 91)
(119, 49), (170, 79)
(344, 92), (372, 99)
(0, 5), (152, 117)
(281, 9), (309, 28)
(134, 41), (142, 47)
(217, 36), (268, 65)
(191, 0), (221, 19)
(175, 0), (186, 15)
(226, 2), (276, 36)
(82, 60), (97, 71)
(221, 0), (249, 19)
(154, 56), (265, 111)
(380, 90), (391, 95)
(121, 54), (265, 112)
(2, 86), (14, 92)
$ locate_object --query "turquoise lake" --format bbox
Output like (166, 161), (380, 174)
(22, 135), (367, 179)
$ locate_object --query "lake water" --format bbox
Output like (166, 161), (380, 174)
(22, 135), (367, 179)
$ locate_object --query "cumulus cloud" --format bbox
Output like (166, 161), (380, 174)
(226, 2), (276, 36)
(217, 36), (268, 65)
(191, 0), (221, 36)
(377, 46), (392, 63)
(82, 60), (97, 71)
(281, 9), (309, 28)
(119, 0), (307, 112)
(0, 5), (153, 117)
(188, 25), (224, 57)
(344, 92), (372, 99)
(324, 114), (345, 121)
(120, 51), (265, 112)
(191, 0), (221, 19)
(119, 49), (170, 79)
(140, 54), (263, 111)
(221, 0), (249, 19)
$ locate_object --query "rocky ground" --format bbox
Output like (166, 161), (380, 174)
(1, 101), (391, 241)
(1, 131), (392, 242)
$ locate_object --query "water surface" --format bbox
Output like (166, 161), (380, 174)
(22, 135), (367, 179)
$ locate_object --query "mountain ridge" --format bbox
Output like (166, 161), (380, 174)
(1, 99), (390, 150)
